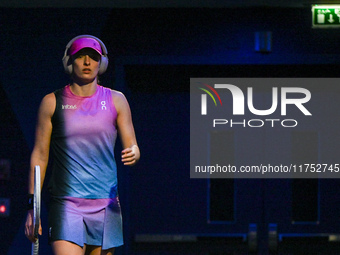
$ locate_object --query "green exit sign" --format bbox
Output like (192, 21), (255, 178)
(312, 5), (340, 28)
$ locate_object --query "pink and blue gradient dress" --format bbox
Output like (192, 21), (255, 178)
(48, 85), (123, 248)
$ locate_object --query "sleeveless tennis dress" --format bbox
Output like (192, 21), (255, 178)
(48, 85), (123, 249)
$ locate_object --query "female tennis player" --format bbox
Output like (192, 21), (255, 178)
(25, 35), (140, 255)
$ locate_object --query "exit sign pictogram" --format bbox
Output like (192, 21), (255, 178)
(312, 5), (340, 28)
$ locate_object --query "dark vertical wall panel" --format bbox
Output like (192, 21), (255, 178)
(209, 131), (235, 222)
(291, 131), (319, 223)
(0, 84), (30, 254)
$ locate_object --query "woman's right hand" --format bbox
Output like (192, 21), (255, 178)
(25, 209), (42, 243)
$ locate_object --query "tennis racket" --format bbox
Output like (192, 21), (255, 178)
(31, 165), (41, 255)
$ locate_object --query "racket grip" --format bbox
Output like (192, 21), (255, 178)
(32, 240), (39, 255)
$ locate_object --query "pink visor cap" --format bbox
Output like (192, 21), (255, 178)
(69, 37), (102, 56)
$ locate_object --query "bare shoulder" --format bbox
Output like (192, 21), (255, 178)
(111, 90), (129, 112)
(42, 92), (56, 103)
(39, 92), (56, 117)
(111, 89), (126, 101)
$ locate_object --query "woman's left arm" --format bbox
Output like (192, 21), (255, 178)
(113, 91), (140, 166)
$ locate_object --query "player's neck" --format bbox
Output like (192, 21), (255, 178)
(70, 81), (97, 97)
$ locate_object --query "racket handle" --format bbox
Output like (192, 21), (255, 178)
(32, 239), (39, 255)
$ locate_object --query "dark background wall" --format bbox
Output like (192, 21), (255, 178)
(1, 6), (340, 255)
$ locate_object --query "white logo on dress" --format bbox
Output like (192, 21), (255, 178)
(101, 101), (107, 110)
(62, 104), (77, 109)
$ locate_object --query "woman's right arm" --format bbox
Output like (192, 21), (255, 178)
(25, 93), (55, 243)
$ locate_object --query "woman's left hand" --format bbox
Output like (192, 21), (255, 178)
(121, 145), (140, 166)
